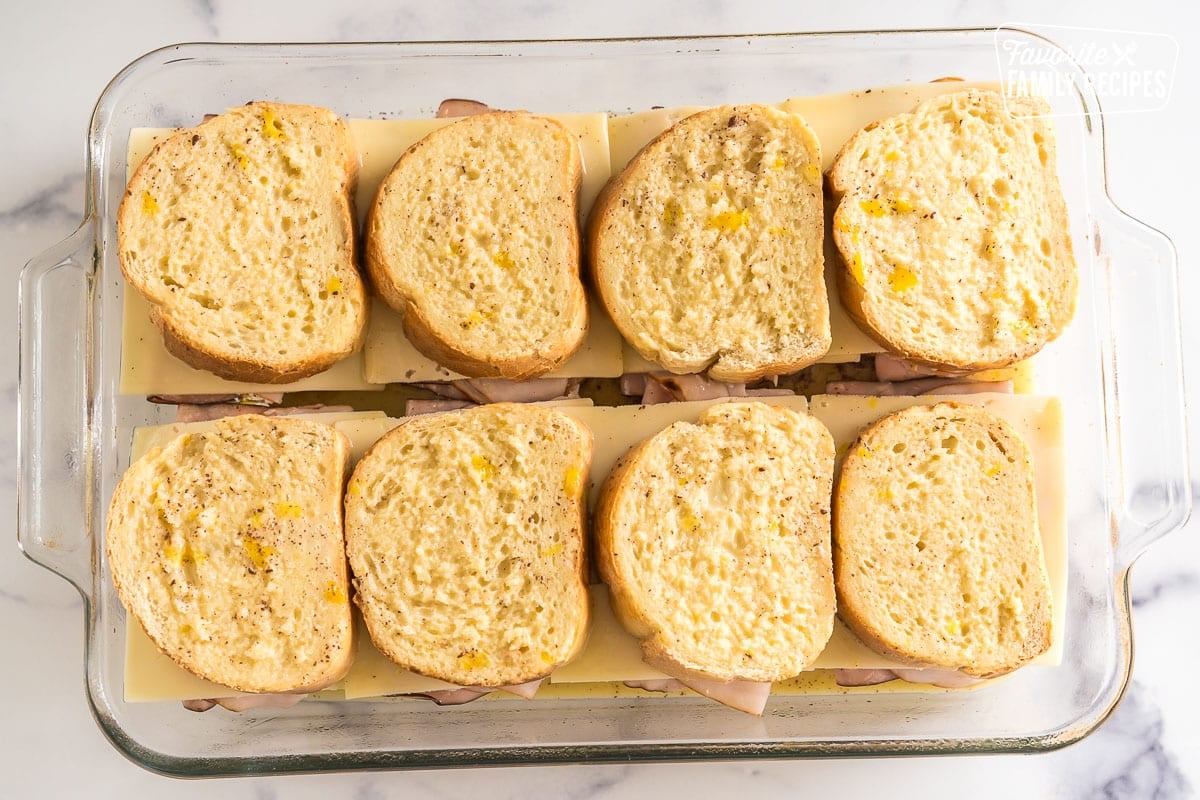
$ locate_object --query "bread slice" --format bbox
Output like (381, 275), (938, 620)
(828, 89), (1076, 371)
(833, 402), (1052, 677)
(106, 414), (355, 694)
(588, 104), (830, 382)
(365, 112), (588, 380)
(117, 102), (367, 384)
(344, 403), (592, 687)
(595, 401), (837, 683)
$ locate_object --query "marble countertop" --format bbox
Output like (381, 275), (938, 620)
(3, 1), (1197, 797)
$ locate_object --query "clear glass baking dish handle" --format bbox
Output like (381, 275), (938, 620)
(1103, 203), (1192, 569)
(17, 221), (95, 598)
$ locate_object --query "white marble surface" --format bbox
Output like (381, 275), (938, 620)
(3, 0), (1198, 796)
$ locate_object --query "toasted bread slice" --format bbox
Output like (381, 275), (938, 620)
(588, 104), (830, 382)
(595, 401), (837, 683)
(117, 102), (367, 384)
(833, 402), (1052, 677)
(344, 403), (592, 687)
(829, 90), (1076, 371)
(365, 112), (588, 380)
(106, 415), (355, 694)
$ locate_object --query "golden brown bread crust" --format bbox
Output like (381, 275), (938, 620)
(595, 402), (837, 683)
(587, 104), (831, 382)
(106, 415), (356, 694)
(118, 102), (366, 384)
(827, 90), (1076, 372)
(832, 402), (1052, 678)
(365, 111), (588, 381)
(344, 404), (592, 686)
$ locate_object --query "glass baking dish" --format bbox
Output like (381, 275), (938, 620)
(16, 30), (1190, 775)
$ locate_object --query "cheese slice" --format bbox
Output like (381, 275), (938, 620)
(364, 298), (625, 383)
(121, 410), (385, 702)
(606, 81), (1003, 366)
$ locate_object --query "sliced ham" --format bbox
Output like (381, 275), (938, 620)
(649, 372), (746, 402)
(640, 378), (676, 405)
(832, 667), (985, 689)
(262, 407), (350, 419)
(676, 677), (773, 716)
(174, 403), (353, 423)
(435, 98), (495, 118)
(921, 380), (1013, 395)
(175, 403), (266, 422)
(825, 381), (901, 397)
(624, 678), (688, 693)
(833, 668), (899, 687)
(624, 676), (771, 715)
(410, 687), (493, 706)
(890, 668), (985, 689)
(451, 378), (573, 404)
(149, 393), (282, 405)
(500, 678), (545, 700)
(620, 373), (648, 397)
(874, 353), (945, 381)
(412, 382), (472, 401)
(744, 388), (796, 397)
(405, 398), (476, 416)
(181, 693), (307, 712)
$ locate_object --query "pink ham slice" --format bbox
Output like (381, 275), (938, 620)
(832, 668), (985, 689)
(890, 668), (985, 689)
(405, 398), (477, 416)
(921, 380), (1013, 395)
(833, 669), (899, 687)
(182, 693), (307, 712)
(436, 98), (496, 118)
(650, 373), (747, 402)
(676, 677), (773, 716)
(451, 378), (574, 404)
(625, 678), (688, 692)
(744, 388), (796, 397)
(406, 678), (546, 705)
(825, 379), (1013, 397)
(620, 373), (648, 397)
(499, 678), (544, 700)
(412, 383), (473, 401)
(624, 677), (771, 715)
(640, 378), (676, 405)
(411, 687), (493, 706)
(874, 354), (946, 381)
(174, 403), (353, 423)
(149, 393), (283, 405)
